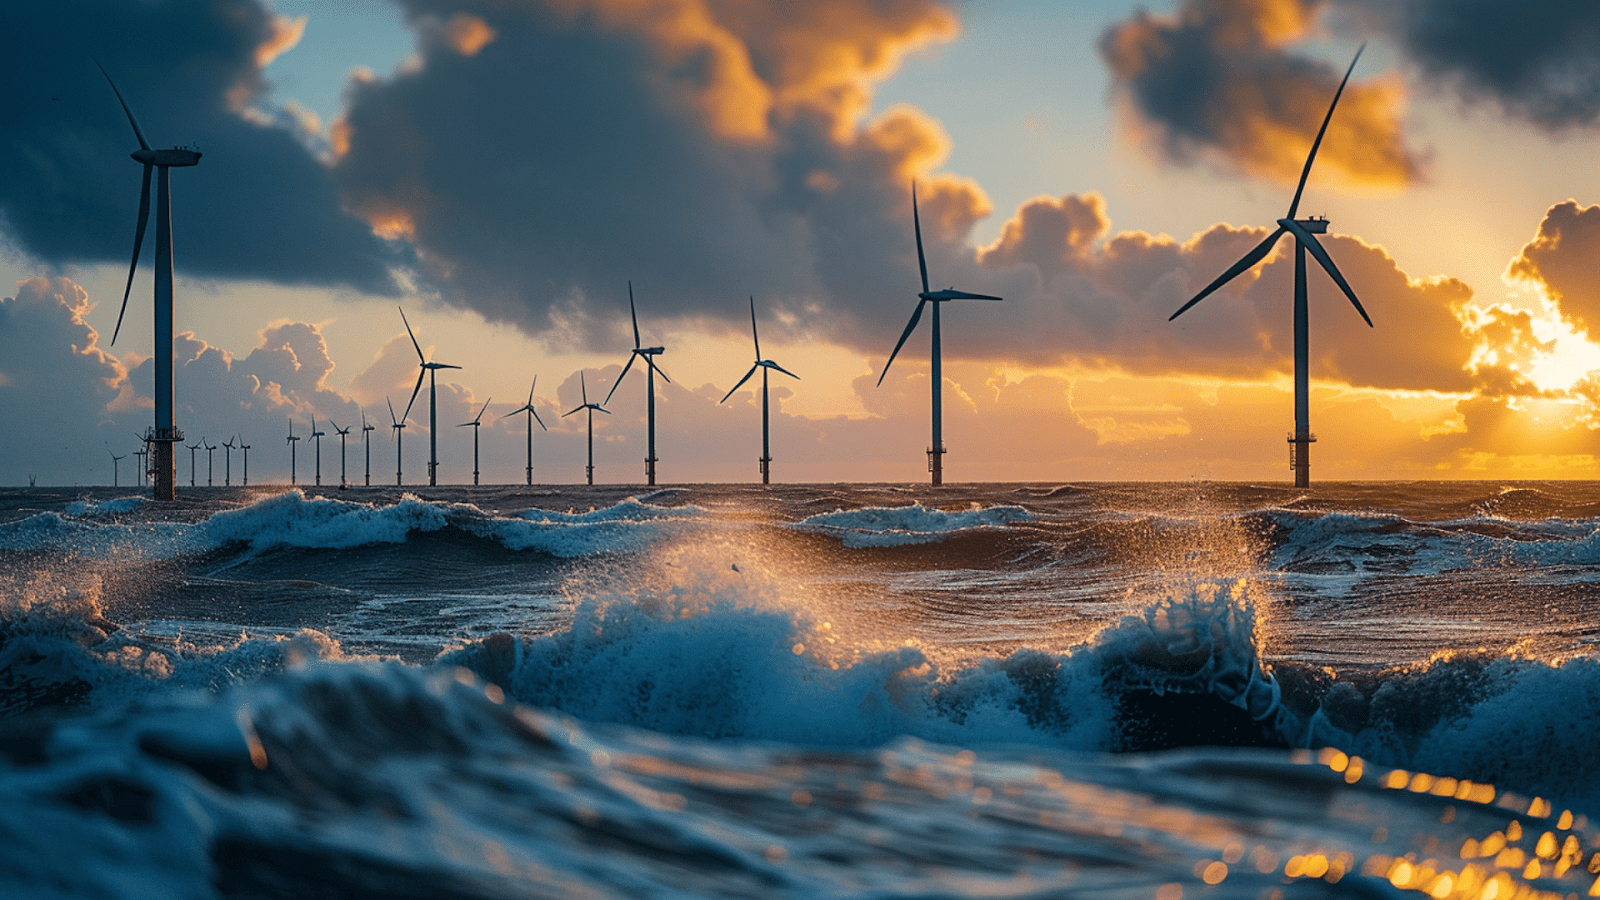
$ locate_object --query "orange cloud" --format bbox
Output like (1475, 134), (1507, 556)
(1100, 0), (1423, 190)
(1505, 200), (1600, 338)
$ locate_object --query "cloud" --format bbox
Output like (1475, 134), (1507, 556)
(0, 0), (396, 294)
(1356, 0), (1600, 131)
(1505, 200), (1600, 339)
(1099, 0), (1423, 190)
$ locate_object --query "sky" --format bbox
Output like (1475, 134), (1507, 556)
(3, 0), (1600, 486)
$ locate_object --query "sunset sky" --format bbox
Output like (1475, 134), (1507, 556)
(4, 0), (1600, 486)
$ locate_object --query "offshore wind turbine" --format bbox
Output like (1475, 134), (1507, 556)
(222, 436), (234, 486)
(203, 438), (215, 486)
(501, 378), (548, 486)
(604, 283), (670, 485)
(720, 297), (800, 484)
(1167, 46), (1373, 489)
(109, 449), (126, 487)
(361, 411), (375, 486)
(132, 439), (148, 487)
(330, 420), (351, 487)
(563, 371), (610, 485)
(97, 62), (201, 502)
(187, 439), (201, 487)
(286, 418), (300, 486)
(399, 308), (461, 487)
(308, 417), (326, 486)
(388, 398), (408, 486)
(239, 438), (250, 486)
(457, 398), (491, 486)
(877, 183), (1002, 486)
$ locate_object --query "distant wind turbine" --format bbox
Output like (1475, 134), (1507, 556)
(239, 438), (250, 486)
(361, 410), (375, 486)
(388, 398), (408, 486)
(501, 378), (548, 486)
(109, 448), (126, 487)
(132, 438), (149, 487)
(563, 371), (610, 486)
(203, 438), (216, 486)
(721, 297), (800, 484)
(308, 417), (326, 486)
(187, 439), (202, 487)
(1167, 46), (1374, 489)
(286, 418), (300, 486)
(97, 61), (201, 502)
(457, 398), (491, 486)
(877, 183), (1002, 486)
(222, 436), (234, 486)
(399, 308), (461, 487)
(330, 419), (351, 487)
(604, 283), (670, 485)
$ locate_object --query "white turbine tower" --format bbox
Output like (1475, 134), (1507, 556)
(720, 297), (799, 484)
(457, 398), (491, 486)
(877, 183), (1002, 486)
(399, 308), (461, 487)
(604, 283), (670, 485)
(97, 62), (201, 502)
(1168, 46), (1374, 489)
(563, 372), (610, 486)
(501, 378), (548, 486)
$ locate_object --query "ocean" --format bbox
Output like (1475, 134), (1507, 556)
(1, 481), (1597, 898)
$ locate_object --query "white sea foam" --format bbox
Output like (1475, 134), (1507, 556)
(792, 502), (1033, 547)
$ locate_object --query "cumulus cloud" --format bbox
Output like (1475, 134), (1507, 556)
(0, 1), (396, 294)
(1099, 0), (1423, 190)
(1505, 200), (1600, 339)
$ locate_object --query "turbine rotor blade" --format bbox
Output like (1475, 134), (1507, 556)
(923, 289), (1002, 301)
(628, 281), (641, 349)
(912, 182), (930, 294)
(95, 60), (150, 151)
(877, 298), (928, 386)
(112, 163), (153, 345)
(645, 356), (671, 383)
(580, 372), (589, 405)
(1280, 220), (1374, 327)
(399, 307), (425, 362)
(527, 376), (537, 407)
(1288, 43), (1365, 220)
(403, 367), (425, 423)
(531, 408), (547, 431)
(604, 353), (638, 406)
(1169, 227), (1286, 321)
(721, 365), (759, 403)
(768, 361), (800, 380)
(749, 296), (761, 360)
(474, 397), (491, 423)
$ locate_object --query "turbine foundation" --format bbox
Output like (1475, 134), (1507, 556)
(928, 444), (946, 486)
(1288, 432), (1316, 488)
(148, 427), (183, 501)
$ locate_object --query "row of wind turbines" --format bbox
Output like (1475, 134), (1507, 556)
(98, 46), (1376, 495)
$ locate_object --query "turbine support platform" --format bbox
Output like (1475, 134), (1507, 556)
(927, 444), (947, 486)
(1288, 432), (1317, 488)
(144, 426), (185, 501)
(645, 455), (658, 487)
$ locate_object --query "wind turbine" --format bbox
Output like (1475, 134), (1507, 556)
(240, 438), (251, 486)
(1167, 46), (1374, 489)
(361, 411), (375, 486)
(286, 417), (300, 486)
(399, 308), (461, 487)
(187, 439), (202, 487)
(203, 438), (216, 486)
(388, 398), (408, 486)
(500, 378), (548, 486)
(604, 283), (670, 485)
(308, 417), (326, 486)
(97, 62), (201, 502)
(221, 436), (234, 486)
(563, 371), (610, 486)
(330, 419), (351, 487)
(132, 438), (149, 487)
(456, 398), (492, 486)
(109, 449), (126, 487)
(877, 183), (1003, 486)
(720, 297), (800, 484)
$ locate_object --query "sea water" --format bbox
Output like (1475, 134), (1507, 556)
(1, 482), (1597, 898)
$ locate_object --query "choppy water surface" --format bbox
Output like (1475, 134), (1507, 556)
(2, 481), (1598, 898)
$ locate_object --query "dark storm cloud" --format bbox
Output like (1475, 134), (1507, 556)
(0, 0), (396, 294)
(1505, 200), (1600, 338)
(1358, 0), (1600, 130)
(327, 0), (976, 352)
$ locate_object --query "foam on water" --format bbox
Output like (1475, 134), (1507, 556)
(792, 502), (1034, 547)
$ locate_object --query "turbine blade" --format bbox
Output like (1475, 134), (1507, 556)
(1281, 221), (1375, 327)
(562, 407), (581, 418)
(95, 61), (150, 151)
(721, 365), (760, 403)
(629, 281), (641, 349)
(436, 363), (462, 370)
(388, 397), (398, 424)
(474, 397), (491, 423)
(1169, 227), (1286, 321)
(769, 361), (800, 380)
(399, 307), (425, 362)
(403, 367), (425, 423)
(912, 182), (930, 294)
(596, 406), (611, 415)
(604, 353), (637, 406)
(877, 298), (928, 386)
(527, 376), (537, 407)
(932, 289), (1003, 301)
(1287, 43), (1365, 220)
(531, 408), (547, 431)
(112, 164), (152, 345)
(580, 371), (589, 404)
(645, 356), (671, 384)
(749, 296), (761, 360)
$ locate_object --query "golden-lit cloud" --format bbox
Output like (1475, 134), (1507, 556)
(1099, 0), (1423, 190)
(255, 12), (308, 67)
(1505, 200), (1600, 338)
